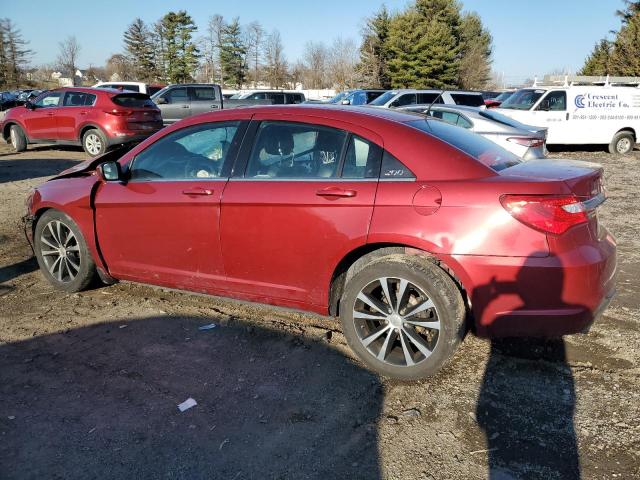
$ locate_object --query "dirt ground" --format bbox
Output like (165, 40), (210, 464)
(0, 141), (638, 480)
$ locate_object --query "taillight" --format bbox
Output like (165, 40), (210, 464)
(506, 137), (544, 148)
(500, 194), (591, 235)
(104, 109), (132, 116)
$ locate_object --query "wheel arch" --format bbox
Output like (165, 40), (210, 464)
(615, 127), (636, 141)
(2, 121), (26, 141)
(327, 242), (469, 317)
(78, 123), (105, 142)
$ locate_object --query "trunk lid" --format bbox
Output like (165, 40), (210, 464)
(500, 159), (603, 198)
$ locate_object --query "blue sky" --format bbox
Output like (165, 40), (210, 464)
(3, 0), (624, 83)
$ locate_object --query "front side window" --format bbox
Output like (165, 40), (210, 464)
(268, 93), (285, 104)
(537, 91), (566, 111)
(249, 93), (267, 100)
(163, 87), (188, 104)
(393, 94), (417, 107)
(246, 121), (347, 179)
(35, 92), (62, 108)
(130, 121), (241, 181)
(500, 89), (545, 110)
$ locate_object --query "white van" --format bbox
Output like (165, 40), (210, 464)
(495, 75), (640, 154)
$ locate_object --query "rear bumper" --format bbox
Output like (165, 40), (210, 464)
(106, 132), (160, 147)
(455, 229), (617, 337)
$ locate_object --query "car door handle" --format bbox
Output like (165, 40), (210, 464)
(210, 105), (219, 109)
(182, 188), (213, 196)
(316, 187), (357, 198)
(182, 105), (190, 109)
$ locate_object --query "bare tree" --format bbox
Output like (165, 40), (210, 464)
(327, 37), (358, 89)
(264, 29), (287, 88)
(57, 36), (81, 78)
(245, 21), (264, 87)
(203, 15), (225, 85)
(105, 53), (133, 81)
(302, 41), (329, 89)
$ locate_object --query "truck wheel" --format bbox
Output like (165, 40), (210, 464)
(339, 254), (466, 380)
(34, 210), (97, 292)
(9, 125), (27, 152)
(608, 131), (635, 155)
(82, 128), (107, 157)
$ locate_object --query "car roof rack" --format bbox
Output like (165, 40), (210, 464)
(532, 75), (640, 88)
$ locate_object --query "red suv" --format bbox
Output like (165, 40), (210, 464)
(23, 106), (616, 379)
(1, 87), (162, 156)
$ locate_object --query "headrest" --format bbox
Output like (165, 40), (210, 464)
(262, 125), (294, 156)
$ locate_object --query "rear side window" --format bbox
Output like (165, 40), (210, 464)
(147, 86), (163, 96)
(268, 93), (285, 104)
(112, 93), (155, 108)
(407, 119), (521, 172)
(366, 91), (384, 103)
(285, 93), (304, 104)
(190, 87), (217, 101)
(380, 151), (415, 179)
(450, 93), (484, 107)
(417, 93), (444, 104)
(342, 135), (382, 178)
(63, 92), (96, 106)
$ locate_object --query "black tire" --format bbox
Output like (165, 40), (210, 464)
(9, 125), (27, 152)
(339, 254), (466, 380)
(34, 210), (97, 292)
(608, 131), (635, 155)
(82, 128), (107, 157)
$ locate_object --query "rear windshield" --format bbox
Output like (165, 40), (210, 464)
(111, 93), (156, 108)
(406, 118), (522, 172)
(500, 89), (545, 110)
(450, 93), (485, 107)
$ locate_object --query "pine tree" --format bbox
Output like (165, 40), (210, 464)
(387, 6), (460, 89)
(580, 39), (613, 75)
(123, 18), (157, 82)
(219, 18), (247, 88)
(610, 6), (640, 75)
(161, 11), (199, 84)
(358, 6), (392, 88)
(0, 19), (32, 88)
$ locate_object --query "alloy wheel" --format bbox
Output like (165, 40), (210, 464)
(352, 276), (440, 367)
(10, 128), (17, 149)
(39, 220), (81, 283)
(85, 133), (102, 156)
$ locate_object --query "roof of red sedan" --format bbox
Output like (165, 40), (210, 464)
(241, 104), (422, 123)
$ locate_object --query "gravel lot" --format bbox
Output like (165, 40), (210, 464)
(0, 142), (639, 480)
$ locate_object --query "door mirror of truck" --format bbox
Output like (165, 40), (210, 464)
(341, 99), (351, 105)
(98, 161), (122, 182)
(156, 97), (168, 105)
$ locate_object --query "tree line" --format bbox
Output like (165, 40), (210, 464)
(580, 1), (640, 76)
(1, 0), (494, 91)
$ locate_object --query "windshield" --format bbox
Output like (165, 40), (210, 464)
(325, 91), (351, 104)
(406, 118), (522, 172)
(369, 90), (398, 106)
(500, 89), (545, 110)
(495, 91), (513, 102)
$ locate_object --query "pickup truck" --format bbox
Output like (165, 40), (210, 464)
(151, 83), (274, 125)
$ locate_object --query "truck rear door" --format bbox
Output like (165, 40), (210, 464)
(188, 86), (221, 116)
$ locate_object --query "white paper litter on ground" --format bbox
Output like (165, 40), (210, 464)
(198, 323), (217, 331)
(178, 398), (197, 412)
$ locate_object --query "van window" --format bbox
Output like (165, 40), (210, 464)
(450, 93), (484, 107)
(393, 94), (417, 107)
(417, 93), (444, 104)
(537, 91), (566, 111)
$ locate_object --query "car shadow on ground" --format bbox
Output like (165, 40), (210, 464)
(0, 157), (82, 183)
(0, 257), (37, 284)
(0, 315), (383, 480)
(473, 253), (584, 479)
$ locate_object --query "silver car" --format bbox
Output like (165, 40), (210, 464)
(400, 105), (548, 160)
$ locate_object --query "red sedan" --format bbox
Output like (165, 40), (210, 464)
(23, 105), (616, 379)
(1, 87), (162, 157)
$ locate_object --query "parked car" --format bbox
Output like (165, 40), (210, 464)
(230, 90), (306, 104)
(23, 105), (616, 379)
(369, 89), (486, 108)
(320, 89), (387, 106)
(93, 81), (165, 96)
(151, 84), (274, 124)
(16, 89), (44, 106)
(495, 77), (640, 154)
(1, 87), (162, 156)
(0, 91), (18, 111)
(401, 104), (547, 159)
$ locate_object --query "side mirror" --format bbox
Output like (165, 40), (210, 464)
(156, 97), (168, 105)
(98, 161), (122, 182)
(341, 99), (351, 105)
(25, 101), (35, 110)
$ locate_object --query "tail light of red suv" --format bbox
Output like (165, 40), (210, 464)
(500, 193), (605, 235)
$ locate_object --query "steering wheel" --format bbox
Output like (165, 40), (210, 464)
(184, 156), (218, 178)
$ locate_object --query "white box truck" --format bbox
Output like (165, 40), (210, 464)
(495, 75), (640, 154)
